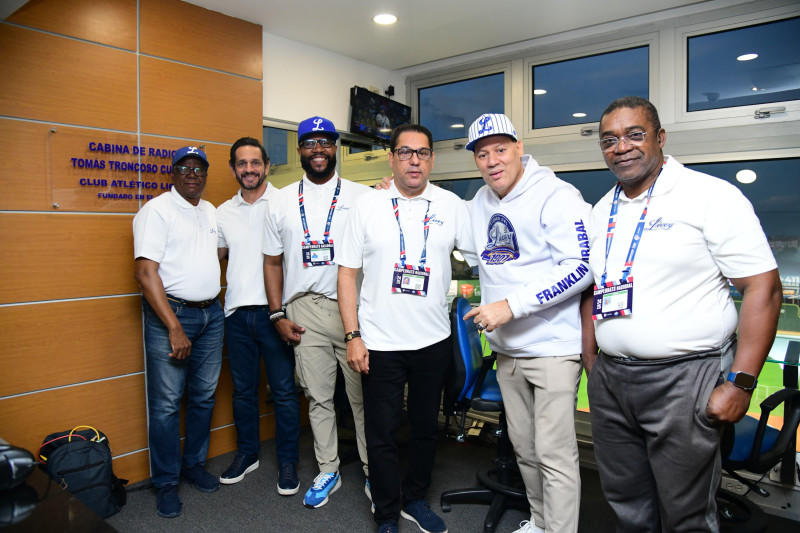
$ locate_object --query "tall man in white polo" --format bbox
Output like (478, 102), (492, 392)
(216, 137), (301, 495)
(263, 116), (371, 509)
(584, 96), (782, 531)
(462, 114), (591, 533)
(338, 124), (474, 533)
(133, 146), (223, 518)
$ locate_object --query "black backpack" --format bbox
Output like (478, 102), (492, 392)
(37, 426), (127, 518)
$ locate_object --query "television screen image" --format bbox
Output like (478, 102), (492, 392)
(349, 86), (412, 144)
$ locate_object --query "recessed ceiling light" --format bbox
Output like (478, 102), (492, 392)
(736, 169), (756, 184)
(572, 112), (587, 118)
(737, 53), (758, 61)
(450, 123), (464, 128)
(373, 14), (397, 25)
(533, 89), (547, 95)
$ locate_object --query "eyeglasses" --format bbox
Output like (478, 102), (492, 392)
(598, 131), (648, 152)
(392, 147), (433, 161)
(174, 165), (208, 177)
(300, 138), (336, 149)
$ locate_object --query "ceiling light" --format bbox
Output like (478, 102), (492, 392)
(572, 112), (587, 118)
(452, 250), (465, 262)
(373, 14), (397, 25)
(533, 89), (547, 95)
(737, 53), (758, 61)
(450, 123), (464, 128)
(752, 87), (758, 91)
(736, 169), (756, 184)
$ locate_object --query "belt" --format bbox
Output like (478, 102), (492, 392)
(166, 295), (217, 309)
(237, 305), (268, 311)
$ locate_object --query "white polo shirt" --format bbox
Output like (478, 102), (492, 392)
(336, 181), (474, 351)
(588, 156), (776, 359)
(262, 173), (370, 304)
(216, 183), (278, 316)
(133, 187), (221, 302)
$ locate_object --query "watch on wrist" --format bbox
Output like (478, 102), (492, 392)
(726, 371), (758, 391)
(344, 330), (361, 342)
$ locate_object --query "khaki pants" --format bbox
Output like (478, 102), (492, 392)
(287, 293), (368, 477)
(496, 353), (582, 533)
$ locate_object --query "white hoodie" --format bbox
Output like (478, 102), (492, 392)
(468, 154), (592, 357)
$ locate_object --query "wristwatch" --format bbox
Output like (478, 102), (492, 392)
(726, 371), (758, 391)
(344, 330), (361, 342)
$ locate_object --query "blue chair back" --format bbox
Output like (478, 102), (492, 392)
(452, 297), (485, 402)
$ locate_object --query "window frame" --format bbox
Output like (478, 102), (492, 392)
(409, 62), (511, 151)
(675, 6), (800, 126)
(523, 32), (658, 139)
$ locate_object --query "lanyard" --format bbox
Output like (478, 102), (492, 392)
(298, 177), (341, 245)
(392, 197), (431, 268)
(600, 167), (663, 286)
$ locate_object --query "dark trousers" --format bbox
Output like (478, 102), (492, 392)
(225, 308), (300, 464)
(588, 342), (734, 533)
(363, 336), (452, 524)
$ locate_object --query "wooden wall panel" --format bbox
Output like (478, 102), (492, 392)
(0, 119), (52, 211)
(0, 375), (147, 461)
(112, 450), (150, 484)
(140, 0), (262, 79)
(0, 214), (138, 303)
(0, 297), (143, 397)
(139, 57), (262, 145)
(7, 0), (137, 50)
(0, 25), (137, 131)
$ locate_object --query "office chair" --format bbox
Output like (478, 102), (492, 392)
(717, 387), (800, 533)
(440, 297), (528, 533)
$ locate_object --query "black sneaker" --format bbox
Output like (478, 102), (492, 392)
(181, 464), (219, 493)
(156, 485), (181, 518)
(277, 462), (299, 495)
(219, 453), (259, 484)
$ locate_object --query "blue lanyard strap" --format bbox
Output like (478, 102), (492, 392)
(600, 171), (661, 286)
(392, 197), (431, 268)
(298, 177), (341, 244)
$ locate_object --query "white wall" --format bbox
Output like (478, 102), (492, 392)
(262, 32), (406, 129)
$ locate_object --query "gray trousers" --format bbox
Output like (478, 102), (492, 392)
(587, 339), (735, 533)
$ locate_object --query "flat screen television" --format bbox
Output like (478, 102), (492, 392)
(349, 86), (412, 144)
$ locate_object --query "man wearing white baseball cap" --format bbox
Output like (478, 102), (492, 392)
(463, 114), (591, 533)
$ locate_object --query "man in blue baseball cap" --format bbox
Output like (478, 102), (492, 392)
(263, 117), (372, 510)
(133, 145), (224, 518)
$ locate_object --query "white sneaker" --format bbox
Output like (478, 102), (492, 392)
(512, 521), (545, 533)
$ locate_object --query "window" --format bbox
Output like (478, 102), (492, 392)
(263, 126), (289, 166)
(531, 46), (649, 129)
(687, 16), (800, 112)
(418, 73), (504, 142)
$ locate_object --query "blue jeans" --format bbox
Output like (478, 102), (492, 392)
(143, 297), (224, 488)
(225, 307), (300, 463)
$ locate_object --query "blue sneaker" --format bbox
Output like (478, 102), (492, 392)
(181, 464), (219, 493)
(303, 471), (341, 508)
(219, 453), (259, 484)
(156, 485), (181, 518)
(377, 522), (399, 533)
(277, 462), (299, 495)
(401, 499), (448, 533)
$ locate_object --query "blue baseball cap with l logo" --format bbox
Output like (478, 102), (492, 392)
(172, 146), (209, 167)
(298, 116), (339, 143)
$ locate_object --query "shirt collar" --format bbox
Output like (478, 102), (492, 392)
(169, 186), (199, 209)
(388, 180), (434, 201)
(302, 171), (340, 190)
(231, 182), (273, 206)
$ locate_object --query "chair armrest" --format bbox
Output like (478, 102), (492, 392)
(472, 353), (496, 396)
(750, 388), (800, 472)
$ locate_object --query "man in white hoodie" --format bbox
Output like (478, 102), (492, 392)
(463, 114), (592, 533)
